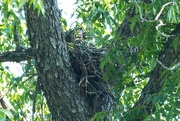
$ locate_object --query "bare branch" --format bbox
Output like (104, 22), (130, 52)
(134, 1), (176, 37)
(157, 59), (180, 71)
(134, 0), (151, 22)
(155, 2), (175, 20)
(0, 91), (13, 110)
(0, 48), (34, 62)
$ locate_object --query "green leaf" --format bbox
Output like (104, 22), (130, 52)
(61, 18), (67, 27)
(152, 95), (160, 104)
(131, 54), (137, 64)
(100, 55), (109, 71)
(174, 101), (180, 108)
(33, 0), (38, 9)
(37, 0), (45, 15)
(80, 8), (88, 12)
(173, 108), (180, 115)
(92, 13), (100, 23)
(90, 111), (109, 121)
(102, 34), (110, 41)
(94, 1), (100, 9)
(155, 102), (160, 110)
(18, 0), (28, 10)
(172, 35), (179, 52)
(0, 25), (6, 29)
(145, 94), (152, 104)
(174, 3), (180, 14)
(166, 110), (173, 121)
(0, 109), (14, 119)
(155, 111), (160, 121)
(130, 16), (138, 33)
(0, 109), (6, 119)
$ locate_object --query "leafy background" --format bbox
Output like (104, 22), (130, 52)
(0, 0), (180, 120)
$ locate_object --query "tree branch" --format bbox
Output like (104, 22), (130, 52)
(0, 91), (13, 110)
(127, 24), (180, 121)
(0, 48), (34, 62)
(117, 0), (180, 119)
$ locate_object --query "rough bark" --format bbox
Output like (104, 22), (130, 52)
(1, 6), (111, 119)
(25, 0), (89, 120)
(0, 49), (33, 62)
(24, 0), (114, 120)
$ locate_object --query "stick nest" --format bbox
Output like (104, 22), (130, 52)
(68, 42), (114, 114)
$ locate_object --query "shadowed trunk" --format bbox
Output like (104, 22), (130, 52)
(25, 0), (88, 120)
(25, 0), (113, 120)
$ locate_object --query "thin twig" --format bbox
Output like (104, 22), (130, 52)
(157, 59), (180, 70)
(155, 2), (175, 20)
(134, 0), (176, 37)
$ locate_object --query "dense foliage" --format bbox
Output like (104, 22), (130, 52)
(75, 0), (180, 120)
(0, 0), (180, 120)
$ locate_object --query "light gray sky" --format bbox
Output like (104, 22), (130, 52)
(58, 0), (76, 27)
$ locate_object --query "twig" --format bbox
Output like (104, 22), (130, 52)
(134, 0), (151, 22)
(157, 59), (180, 70)
(134, 0), (176, 37)
(155, 2), (175, 20)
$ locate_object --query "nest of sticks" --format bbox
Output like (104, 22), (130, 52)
(68, 41), (114, 114)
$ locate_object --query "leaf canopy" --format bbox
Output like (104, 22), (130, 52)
(0, 0), (180, 120)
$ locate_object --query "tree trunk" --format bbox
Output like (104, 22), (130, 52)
(25, 0), (90, 120)
(24, 0), (180, 120)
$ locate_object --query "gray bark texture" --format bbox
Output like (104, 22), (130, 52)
(24, 0), (113, 120)
(25, 0), (88, 120)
